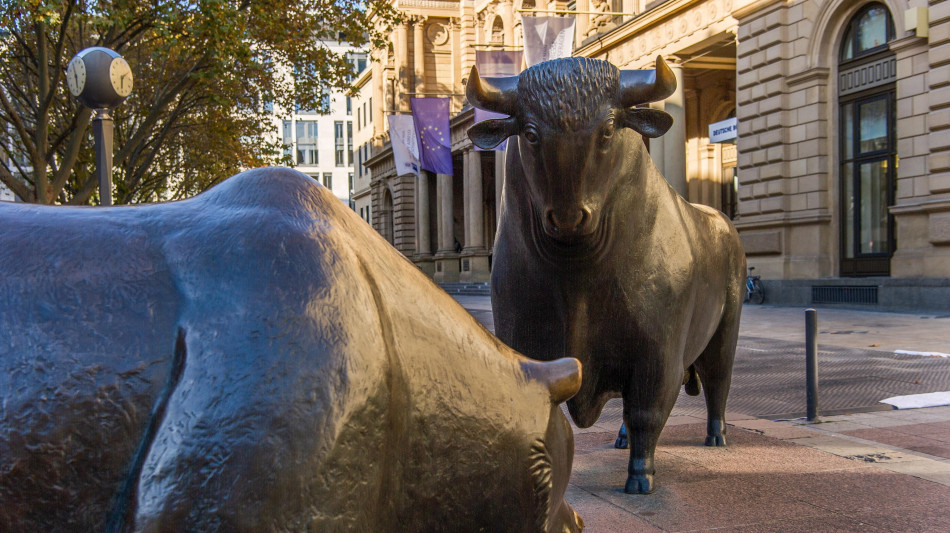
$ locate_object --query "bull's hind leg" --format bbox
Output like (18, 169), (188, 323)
(693, 310), (740, 447)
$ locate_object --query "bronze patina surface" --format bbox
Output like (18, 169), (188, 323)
(0, 167), (583, 532)
(468, 56), (746, 494)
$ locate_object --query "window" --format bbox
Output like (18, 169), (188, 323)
(347, 121), (353, 166)
(357, 107), (361, 130)
(840, 4), (894, 61)
(282, 120), (293, 160)
(296, 120), (318, 165)
(346, 97), (352, 115)
(838, 3), (896, 277)
(368, 98), (372, 122)
(323, 172), (333, 189)
(347, 52), (368, 79)
(334, 121), (345, 166)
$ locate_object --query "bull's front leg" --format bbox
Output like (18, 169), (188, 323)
(621, 366), (682, 494)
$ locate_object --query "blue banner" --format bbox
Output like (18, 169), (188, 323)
(410, 97), (453, 175)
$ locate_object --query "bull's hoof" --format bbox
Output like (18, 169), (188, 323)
(705, 434), (726, 446)
(614, 423), (628, 449)
(624, 474), (655, 494)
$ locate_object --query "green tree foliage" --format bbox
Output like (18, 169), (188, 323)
(0, 0), (397, 204)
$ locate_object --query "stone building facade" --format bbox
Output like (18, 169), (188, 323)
(358, 0), (950, 310)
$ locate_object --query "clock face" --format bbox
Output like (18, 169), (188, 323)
(66, 56), (86, 97)
(109, 57), (133, 98)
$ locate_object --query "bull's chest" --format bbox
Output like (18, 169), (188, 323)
(553, 280), (648, 368)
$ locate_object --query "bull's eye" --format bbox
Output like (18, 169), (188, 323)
(523, 126), (540, 145)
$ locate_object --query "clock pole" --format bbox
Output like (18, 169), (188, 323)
(93, 109), (113, 206)
(66, 47), (132, 206)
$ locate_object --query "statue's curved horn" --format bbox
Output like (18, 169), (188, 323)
(619, 55), (677, 107)
(520, 358), (582, 404)
(466, 65), (519, 116)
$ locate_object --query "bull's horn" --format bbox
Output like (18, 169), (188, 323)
(520, 358), (582, 404)
(466, 65), (519, 116)
(619, 55), (677, 107)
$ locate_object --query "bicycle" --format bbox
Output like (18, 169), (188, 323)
(745, 266), (764, 304)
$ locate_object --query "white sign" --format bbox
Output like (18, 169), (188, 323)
(387, 115), (421, 176)
(709, 117), (738, 144)
(522, 16), (576, 67)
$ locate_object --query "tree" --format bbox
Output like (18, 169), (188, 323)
(0, 0), (398, 204)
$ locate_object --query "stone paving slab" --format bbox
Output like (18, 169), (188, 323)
(450, 295), (950, 531)
(566, 423), (950, 533)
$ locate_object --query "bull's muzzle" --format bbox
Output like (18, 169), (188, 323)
(544, 207), (592, 239)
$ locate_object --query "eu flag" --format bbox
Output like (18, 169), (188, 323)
(410, 97), (453, 175)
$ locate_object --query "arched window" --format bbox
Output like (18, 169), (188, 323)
(491, 16), (505, 44)
(838, 3), (896, 277)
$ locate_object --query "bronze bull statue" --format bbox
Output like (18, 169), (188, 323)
(467, 56), (746, 494)
(0, 168), (584, 532)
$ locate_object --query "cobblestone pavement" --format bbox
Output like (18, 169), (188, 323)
(453, 294), (950, 532)
(453, 296), (950, 421)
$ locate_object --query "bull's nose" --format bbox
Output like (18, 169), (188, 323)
(546, 208), (590, 233)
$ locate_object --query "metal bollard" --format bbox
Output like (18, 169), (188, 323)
(805, 308), (819, 422)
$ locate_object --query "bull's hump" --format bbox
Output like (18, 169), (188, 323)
(198, 167), (327, 212)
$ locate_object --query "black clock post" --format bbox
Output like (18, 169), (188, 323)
(66, 47), (133, 206)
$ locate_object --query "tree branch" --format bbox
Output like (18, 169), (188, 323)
(49, 107), (92, 200)
(0, 159), (34, 202)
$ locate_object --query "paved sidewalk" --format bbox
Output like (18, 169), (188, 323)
(453, 295), (950, 532)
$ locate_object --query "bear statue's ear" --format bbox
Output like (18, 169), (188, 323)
(468, 116), (520, 150)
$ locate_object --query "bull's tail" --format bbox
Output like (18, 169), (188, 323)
(684, 364), (701, 396)
(105, 327), (188, 533)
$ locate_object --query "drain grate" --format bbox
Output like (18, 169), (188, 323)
(812, 285), (878, 305)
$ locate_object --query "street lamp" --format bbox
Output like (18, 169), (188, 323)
(66, 47), (133, 206)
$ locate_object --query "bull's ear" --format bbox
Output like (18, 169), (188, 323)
(621, 107), (673, 138)
(467, 117), (519, 150)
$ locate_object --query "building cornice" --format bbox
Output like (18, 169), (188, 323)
(890, 198), (950, 215)
(889, 35), (928, 55)
(734, 211), (832, 230)
(730, 0), (783, 20)
(575, 0), (709, 58)
(786, 67), (830, 88)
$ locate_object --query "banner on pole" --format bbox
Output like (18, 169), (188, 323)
(410, 97), (453, 175)
(475, 50), (524, 77)
(387, 114), (421, 176)
(521, 16), (575, 67)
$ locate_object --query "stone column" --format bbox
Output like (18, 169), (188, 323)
(371, 55), (384, 130)
(662, 60), (687, 198)
(434, 172), (459, 281)
(414, 171), (434, 275)
(395, 21), (410, 111)
(649, 101), (665, 178)
(464, 149), (484, 250)
(499, 1), (514, 47)
(576, 0), (590, 42)
(461, 149), (490, 282)
(413, 17), (426, 96)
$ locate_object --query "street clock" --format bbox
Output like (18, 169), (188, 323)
(66, 47), (133, 109)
